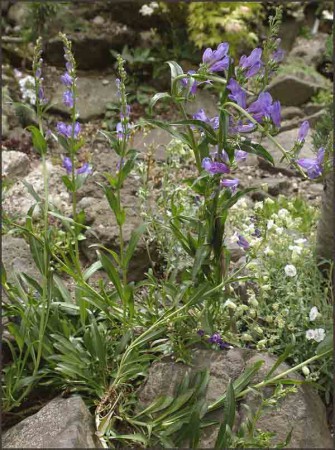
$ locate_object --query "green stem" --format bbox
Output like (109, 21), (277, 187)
(178, 102), (201, 172)
(223, 101), (307, 178)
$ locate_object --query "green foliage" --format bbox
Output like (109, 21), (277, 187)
(187, 2), (264, 56)
(23, 2), (60, 41)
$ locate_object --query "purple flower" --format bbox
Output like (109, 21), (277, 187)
(65, 61), (73, 72)
(221, 178), (239, 192)
(38, 87), (48, 104)
(76, 162), (92, 175)
(272, 48), (285, 63)
(202, 157), (230, 175)
(181, 70), (198, 95)
(202, 42), (230, 72)
(116, 122), (124, 139)
(219, 341), (231, 350)
(197, 329), (205, 337)
(235, 150), (247, 162)
(252, 228), (261, 238)
(63, 90), (74, 108)
(56, 121), (81, 139)
(239, 48), (263, 78)
(237, 234), (250, 250)
(61, 72), (73, 87)
(247, 92), (281, 128)
(193, 109), (219, 130)
(270, 101), (281, 128)
(227, 78), (247, 109)
(62, 157), (73, 174)
(297, 120), (310, 143)
(297, 147), (325, 179)
(208, 332), (222, 344)
(35, 68), (42, 79)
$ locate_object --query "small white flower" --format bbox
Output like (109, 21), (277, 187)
(309, 306), (319, 321)
(264, 246), (274, 256)
(276, 226), (284, 235)
(284, 264), (297, 277)
(314, 328), (326, 342)
(254, 201), (263, 210)
(289, 245), (303, 255)
(278, 208), (289, 218)
(302, 366), (310, 376)
(139, 4), (154, 15)
(223, 299), (237, 310)
(294, 238), (307, 246)
(265, 198), (274, 205)
(306, 329), (315, 340)
(267, 220), (274, 230)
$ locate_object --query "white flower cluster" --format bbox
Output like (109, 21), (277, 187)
(14, 70), (36, 105)
(305, 328), (325, 342)
(139, 2), (159, 16)
(284, 264), (297, 277)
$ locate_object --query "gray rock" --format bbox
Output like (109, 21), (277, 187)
(7, 2), (29, 25)
(2, 151), (30, 179)
(133, 128), (172, 162)
(281, 106), (305, 121)
(45, 28), (135, 70)
(2, 235), (41, 283)
(49, 74), (118, 121)
(289, 33), (329, 68)
(251, 176), (290, 197)
(304, 103), (326, 116)
(2, 395), (102, 448)
(138, 349), (332, 448)
(268, 74), (321, 107)
(185, 89), (218, 118)
(2, 160), (71, 221)
(256, 128), (314, 176)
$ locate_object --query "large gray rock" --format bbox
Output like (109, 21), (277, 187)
(289, 33), (329, 68)
(7, 2), (29, 25)
(2, 395), (102, 448)
(49, 74), (118, 121)
(268, 74), (321, 107)
(138, 348), (332, 448)
(2, 160), (71, 221)
(2, 151), (30, 179)
(2, 235), (41, 283)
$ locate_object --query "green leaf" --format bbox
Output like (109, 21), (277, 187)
(136, 395), (174, 417)
(240, 139), (274, 165)
(264, 344), (293, 381)
(53, 275), (72, 303)
(26, 125), (47, 155)
(144, 118), (192, 147)
(192, 245), (210, 281)
(124, 223), (147, 267)
(215, 381), (236, 449)
(56, 134), (70, 152)
(316, 333), (333, 355)
(149, 92), (172, 113)
(62, 175), (74, 192)
(166, 60), (184, 80)
(98, 251), (123, 299)
(22, 180), (42, 204)
(83, 261), (103, 281)
(169, 119), (217, 144)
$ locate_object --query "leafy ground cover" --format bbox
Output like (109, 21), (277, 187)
(2, 5), (333, 448)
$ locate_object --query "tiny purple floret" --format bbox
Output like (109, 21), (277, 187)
(221, 178), (239, 192)
(61, 72), (73, 87)
(63, 90), (74, 108)
(227, 78), (247, 109)
(297, 147), (325, 179)
(202, 157), (230, 175)
(237, 234), (250, 250)
(297, 120), (310, 143)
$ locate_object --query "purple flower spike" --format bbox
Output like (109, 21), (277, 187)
(247, 92), (281, 128)
(297, 120), (310, 143)
(76, 162), (92, 175)
(202, 157), (230, 175)
(116, 122), (124, 140)
(63, 90), (74, 108)
(297, 147), (325, 179)
(61, 72), (73, 87)
(62, 157), (73, 174)
(237, 234), (250, 250)
(221, 178), (239, 192)
(227, 78), (247, 109)
(202, 42), (230, 73)
(239, 48), (263, 78)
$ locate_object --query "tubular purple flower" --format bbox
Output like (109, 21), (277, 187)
(208, 332), (222, 344)
(297, 120), (310, 143)
(235, 150), (247, 162)
(272, 47), (285, 63)
(221, 178), (239, 192)
(57, 122), (69, 137)
(202, 157), (230, 175)
(63, 90), (74, 108)
(57, 121), (81, 139)
(239, 48), (263, 78)
(61, 72), (73, 87)
(35, 68), (42, 79)
(193, 110), (219, 130)
(181, 70), (198, 95)
(76, 162), (92, 175)
(297, 147), (325, 179)
(237, 234), (250, 250)
(227, 78), (247, 109)
(219, 341), (230, 349)
(73, 121), (81, 137)
(202, 42), (230, 72)
(116, 122), (124, 140)
(65, 61), (73, 72)
(270, 100), (281, 128)
(62, 157), (73, 174)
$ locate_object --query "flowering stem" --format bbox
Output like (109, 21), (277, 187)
(223, 101), (307, 178)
